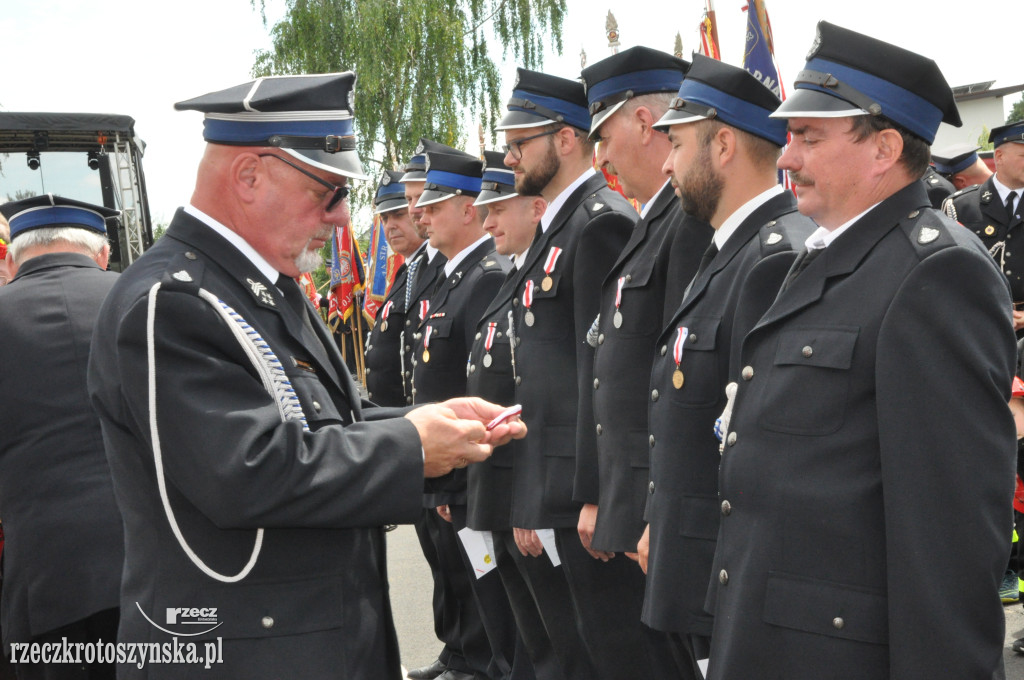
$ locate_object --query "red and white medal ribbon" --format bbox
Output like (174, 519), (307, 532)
(673, 326), (688, 368)
(424, 325), (433, 351)
(484, 322), (498, 353)
(381, 300), (394, 321)
(419, 299), (430, 322)
(544, 247), (563, 276)
(523, 280), (535, 309)
(615, 276), (626, 310)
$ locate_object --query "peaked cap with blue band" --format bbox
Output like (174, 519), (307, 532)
(497, 68), (590, 131)
(373, 170), (409, 215)
(400, 138), (462, 183)
(475, 150), (518, 206)
(931, 144), (980, 176)
(417, 150), (483, 208)
(653, 54), (787, 146)
(174, 72), (369, 180)
(770, 21), (960, 144)
(581, 46), (689, 137)
(990, 121), (1024, 149)
(1, 194), (119, 241)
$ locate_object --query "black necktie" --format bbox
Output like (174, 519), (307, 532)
(694, 241), (719, 280)
(1007, 191), (1019, 222)
(781, 247), (823, 291)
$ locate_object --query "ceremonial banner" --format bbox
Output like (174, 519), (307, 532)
(362, 214), (404, 322)
(742, 0), (791, 189)
(327, 220), (365, 330)
(698, 1), (721, 60)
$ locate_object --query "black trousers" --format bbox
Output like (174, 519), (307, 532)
(554, 527), (680, 680)
(14, 608), (119, 680)
(495, 531), (595, 680)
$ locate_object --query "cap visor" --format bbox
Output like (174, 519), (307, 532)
(374, 197), (409, 214)
(497, 109), (558, 131)
(474, 189), (519, 206)
(652, 109), (709, 131)
(284, 148), (369, 181)
(589, 100), (628, 139)
(416, 189), (457, 208)
(769, 89), (868, 119)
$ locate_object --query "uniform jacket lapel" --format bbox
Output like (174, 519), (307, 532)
(979, 177), (1009, 228)
(608, 183), (673, 274)
(754, 182), (928, 332)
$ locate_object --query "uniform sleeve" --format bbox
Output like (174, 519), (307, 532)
(111, 288), (425, 530)
(573, 211), (634, 505)
(876, 246), (1015, 678)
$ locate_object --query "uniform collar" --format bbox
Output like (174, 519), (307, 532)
(715, 185), (784, 249)
(804, 201), (881, 250)
(640, 179), (672, 219)
(184, 204), (281, 283)
(444, 234), (492, 277)
(541, 168), (598, 232)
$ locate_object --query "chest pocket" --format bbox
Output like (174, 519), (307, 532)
(422, 317), (458, 366)
(289, 371), (350, 428)
(614, 262), (659, 336)
(759, 326), (859, 436)
(523, 275), (569, 341)
(668, 316), (721, 408)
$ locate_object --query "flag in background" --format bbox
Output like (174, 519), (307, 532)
(298, 272), (319, 307)
(362, 213), (404, 322)
(698, 0), (721, 60)
(327, 220), (365, 330)
(741, 0), (791, 190)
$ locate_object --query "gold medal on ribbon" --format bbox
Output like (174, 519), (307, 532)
(541, 275), (553, 292)
(380, 320), (388, 333)
(422, 349), (431, 363)
(672, 368), (684, 389)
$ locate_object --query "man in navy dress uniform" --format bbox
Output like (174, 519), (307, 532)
(705, 23), (1015, 680)
(87, 72), (522, 680)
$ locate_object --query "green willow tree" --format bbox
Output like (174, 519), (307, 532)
(251, 0), (566, 192)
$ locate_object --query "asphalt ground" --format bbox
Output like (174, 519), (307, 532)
(388, 523), (1024, 679)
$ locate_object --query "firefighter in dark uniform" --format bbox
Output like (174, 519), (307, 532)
(576, 45), (711, 679)
(944, 121), (1024, 331)
(705, 24), (1015, 680)
(464, 150), (547, 680)
(639, 54), (815, 678)
(497, 68), (638, 679)
(931, 143), (990, 191)
(412, 149), (511, 680)
(364, 169), (422, 407)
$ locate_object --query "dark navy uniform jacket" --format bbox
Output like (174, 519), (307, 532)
(365, 260), (411, 406)
(643, 191), (812, 636)
(0, 253), (124, 646)
(944, 176), (1024, 301)
(577, 182), (714, 552)
(510, 172), (635, 529)
(88, 210), (425, 680)
(707, 183), (1015, 680)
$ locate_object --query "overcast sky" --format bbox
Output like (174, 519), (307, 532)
(2, 0), (1019, 223)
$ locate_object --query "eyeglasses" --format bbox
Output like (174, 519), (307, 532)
(258, 154), (350, 212)
(502, 128), (560, 161)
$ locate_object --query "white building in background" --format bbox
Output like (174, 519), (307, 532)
(934, 81), (1024, 151)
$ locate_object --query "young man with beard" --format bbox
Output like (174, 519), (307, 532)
(637, 54), (814, 678)
(364, 169), (423, 407)
(498, 69), (637, 679)
(705, 24), (1014, 679)
(87, 73), (522, 680)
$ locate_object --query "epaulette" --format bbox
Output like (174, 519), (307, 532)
(948, 183), (981, 201)
(757, 216), (796, 256)
(899, 207), (955, 256)
(159, 251), (205, 295)
(479, 256), (506, 272)
(584, 193), (614, 216)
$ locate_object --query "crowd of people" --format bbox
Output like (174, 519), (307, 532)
(0, 17), (1022, 680)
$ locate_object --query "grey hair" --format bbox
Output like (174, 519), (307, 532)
(624, 92), (677, 122)
(8, 226), (108, 263)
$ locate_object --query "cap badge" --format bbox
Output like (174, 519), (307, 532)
(415, 141), (425, 154)
(172, 270), (193, 282)
(806, 27), (822, 60)
(381, 172), (392, 186)
(766, 233), (782, 245)
(918, 227), (940, 244)
(347, 89), (355, 113)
